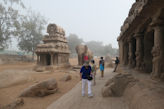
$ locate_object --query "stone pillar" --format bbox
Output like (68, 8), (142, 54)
(37, 54), (39, 65)
(134, 33), (144, 70)
(151, 25), (164, 79)
(50, 53), (53, 65)
(128, 38), (135, 68)
(123, 42), (129, 65)
(118, 40), (124, 65)
(40, 54), (43, 65)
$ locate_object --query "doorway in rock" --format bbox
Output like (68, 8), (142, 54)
(144, 30), (154, 73)
(132, 37), (136, 68)
(46, 54), (51, 65)
(124, 42), (129, 65)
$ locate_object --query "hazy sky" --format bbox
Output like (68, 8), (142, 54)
(10, 0), (135, 50)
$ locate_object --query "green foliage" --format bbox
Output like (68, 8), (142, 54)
(67, 34), (83, 54)
(18, 11), (47, 59)
(0, 0), (25, 49)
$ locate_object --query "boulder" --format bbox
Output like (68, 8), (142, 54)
(34, 66), (45, 72)
(60, 74), (72, 81)
(19, 78), (58, 97)
(102, 73), (137, 97)
(102, 84), (113, 97)
(1, 98), (24, 109)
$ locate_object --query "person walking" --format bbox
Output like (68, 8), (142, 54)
(80, 61), (93, 97)
(91, 60), (97, 85)
(99, 57), (105, 78)
(113, 57), (120, 72)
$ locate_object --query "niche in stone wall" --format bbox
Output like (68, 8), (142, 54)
(131, 37), (136, 68)
(46, 54), (51, 66)
(144, 30), (154, 73)
(124, 42), (129, 65)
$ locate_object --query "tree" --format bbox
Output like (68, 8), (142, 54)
(67, 34), (83, 54)
(0, 0), (25, 49)
(18, 11), (47, 60)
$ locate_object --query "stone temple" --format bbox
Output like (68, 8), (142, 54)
(117, 0), (164, 79)
(35, 24), (70, 68)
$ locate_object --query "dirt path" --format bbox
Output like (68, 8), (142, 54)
(47, 68), (129, 109)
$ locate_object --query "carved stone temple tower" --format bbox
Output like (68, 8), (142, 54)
(35, 23), (70, 68)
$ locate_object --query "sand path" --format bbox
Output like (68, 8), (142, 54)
(47, 68), (129, 109)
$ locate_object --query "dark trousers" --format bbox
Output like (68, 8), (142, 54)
(113, 64), (118, 72)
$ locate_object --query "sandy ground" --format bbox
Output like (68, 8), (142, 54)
(2, 57), (163, 109)
(47, 68), (129, 109)
(0, 58), (80, 109)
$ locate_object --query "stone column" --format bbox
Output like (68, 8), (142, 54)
(151, 25), (164, 79)
(37, 54), (39, 65)
(128, 38), (135, 68)
(40, 54), (43, 65)
(134, 33), (144, 70)
(50, 53), (54, 66)
(118, 40), (124, 65)
(123, 42), (129, 65)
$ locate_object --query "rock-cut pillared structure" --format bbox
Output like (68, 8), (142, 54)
(117, 0), (164, 79)
(35, 24), (70, 67)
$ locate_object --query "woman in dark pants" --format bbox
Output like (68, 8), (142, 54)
(113, 57), (120, 72)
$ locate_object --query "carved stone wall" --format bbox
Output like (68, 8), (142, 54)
(35, 23), (70, 67)
(118, 1), (164, 80)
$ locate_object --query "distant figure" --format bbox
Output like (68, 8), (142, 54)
(113, 57), (120, 72)
(84, 54), (89, 62)
(99, 57), (105, 78)
(80, 61), (93, 97)
(91, 60), (97, 85)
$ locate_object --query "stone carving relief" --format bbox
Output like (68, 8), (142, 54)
(47, 24), (57, 36)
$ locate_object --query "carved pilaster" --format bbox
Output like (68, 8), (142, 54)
(50, 53), (54, 65)
(128, 38), (135, 68)
(151, 25), (164, 79)
(123, 41), (129, 65)
(118, 40), (124, 65)
(37, 54), (39, 65)
(134, 33), (144, 70)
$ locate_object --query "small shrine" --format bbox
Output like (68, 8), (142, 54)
(35, 23), (70, 66)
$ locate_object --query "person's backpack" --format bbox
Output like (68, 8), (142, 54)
(100, 60), (104, 66)
(115, 59), (119, 64)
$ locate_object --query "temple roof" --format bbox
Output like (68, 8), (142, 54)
(118, 0), (148, 41)
(117, 0), (164, 41)
(35, 23), (70, 54)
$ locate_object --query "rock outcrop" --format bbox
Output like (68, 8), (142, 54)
(1, 98), (24, 109)
(19, 78), (58, 97)
(60, 74), (72, 81)
(102, 73), (137, 97)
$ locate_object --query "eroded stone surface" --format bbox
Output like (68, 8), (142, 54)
(118, 0), (164, 80)
(60, 74), (72, 81)
(1, 98), (24, 109)
(102, 73), (137, 97)
(35, 23), (70, 67)
(19, 78), (58, 97)
(76, 45), (93, 65)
